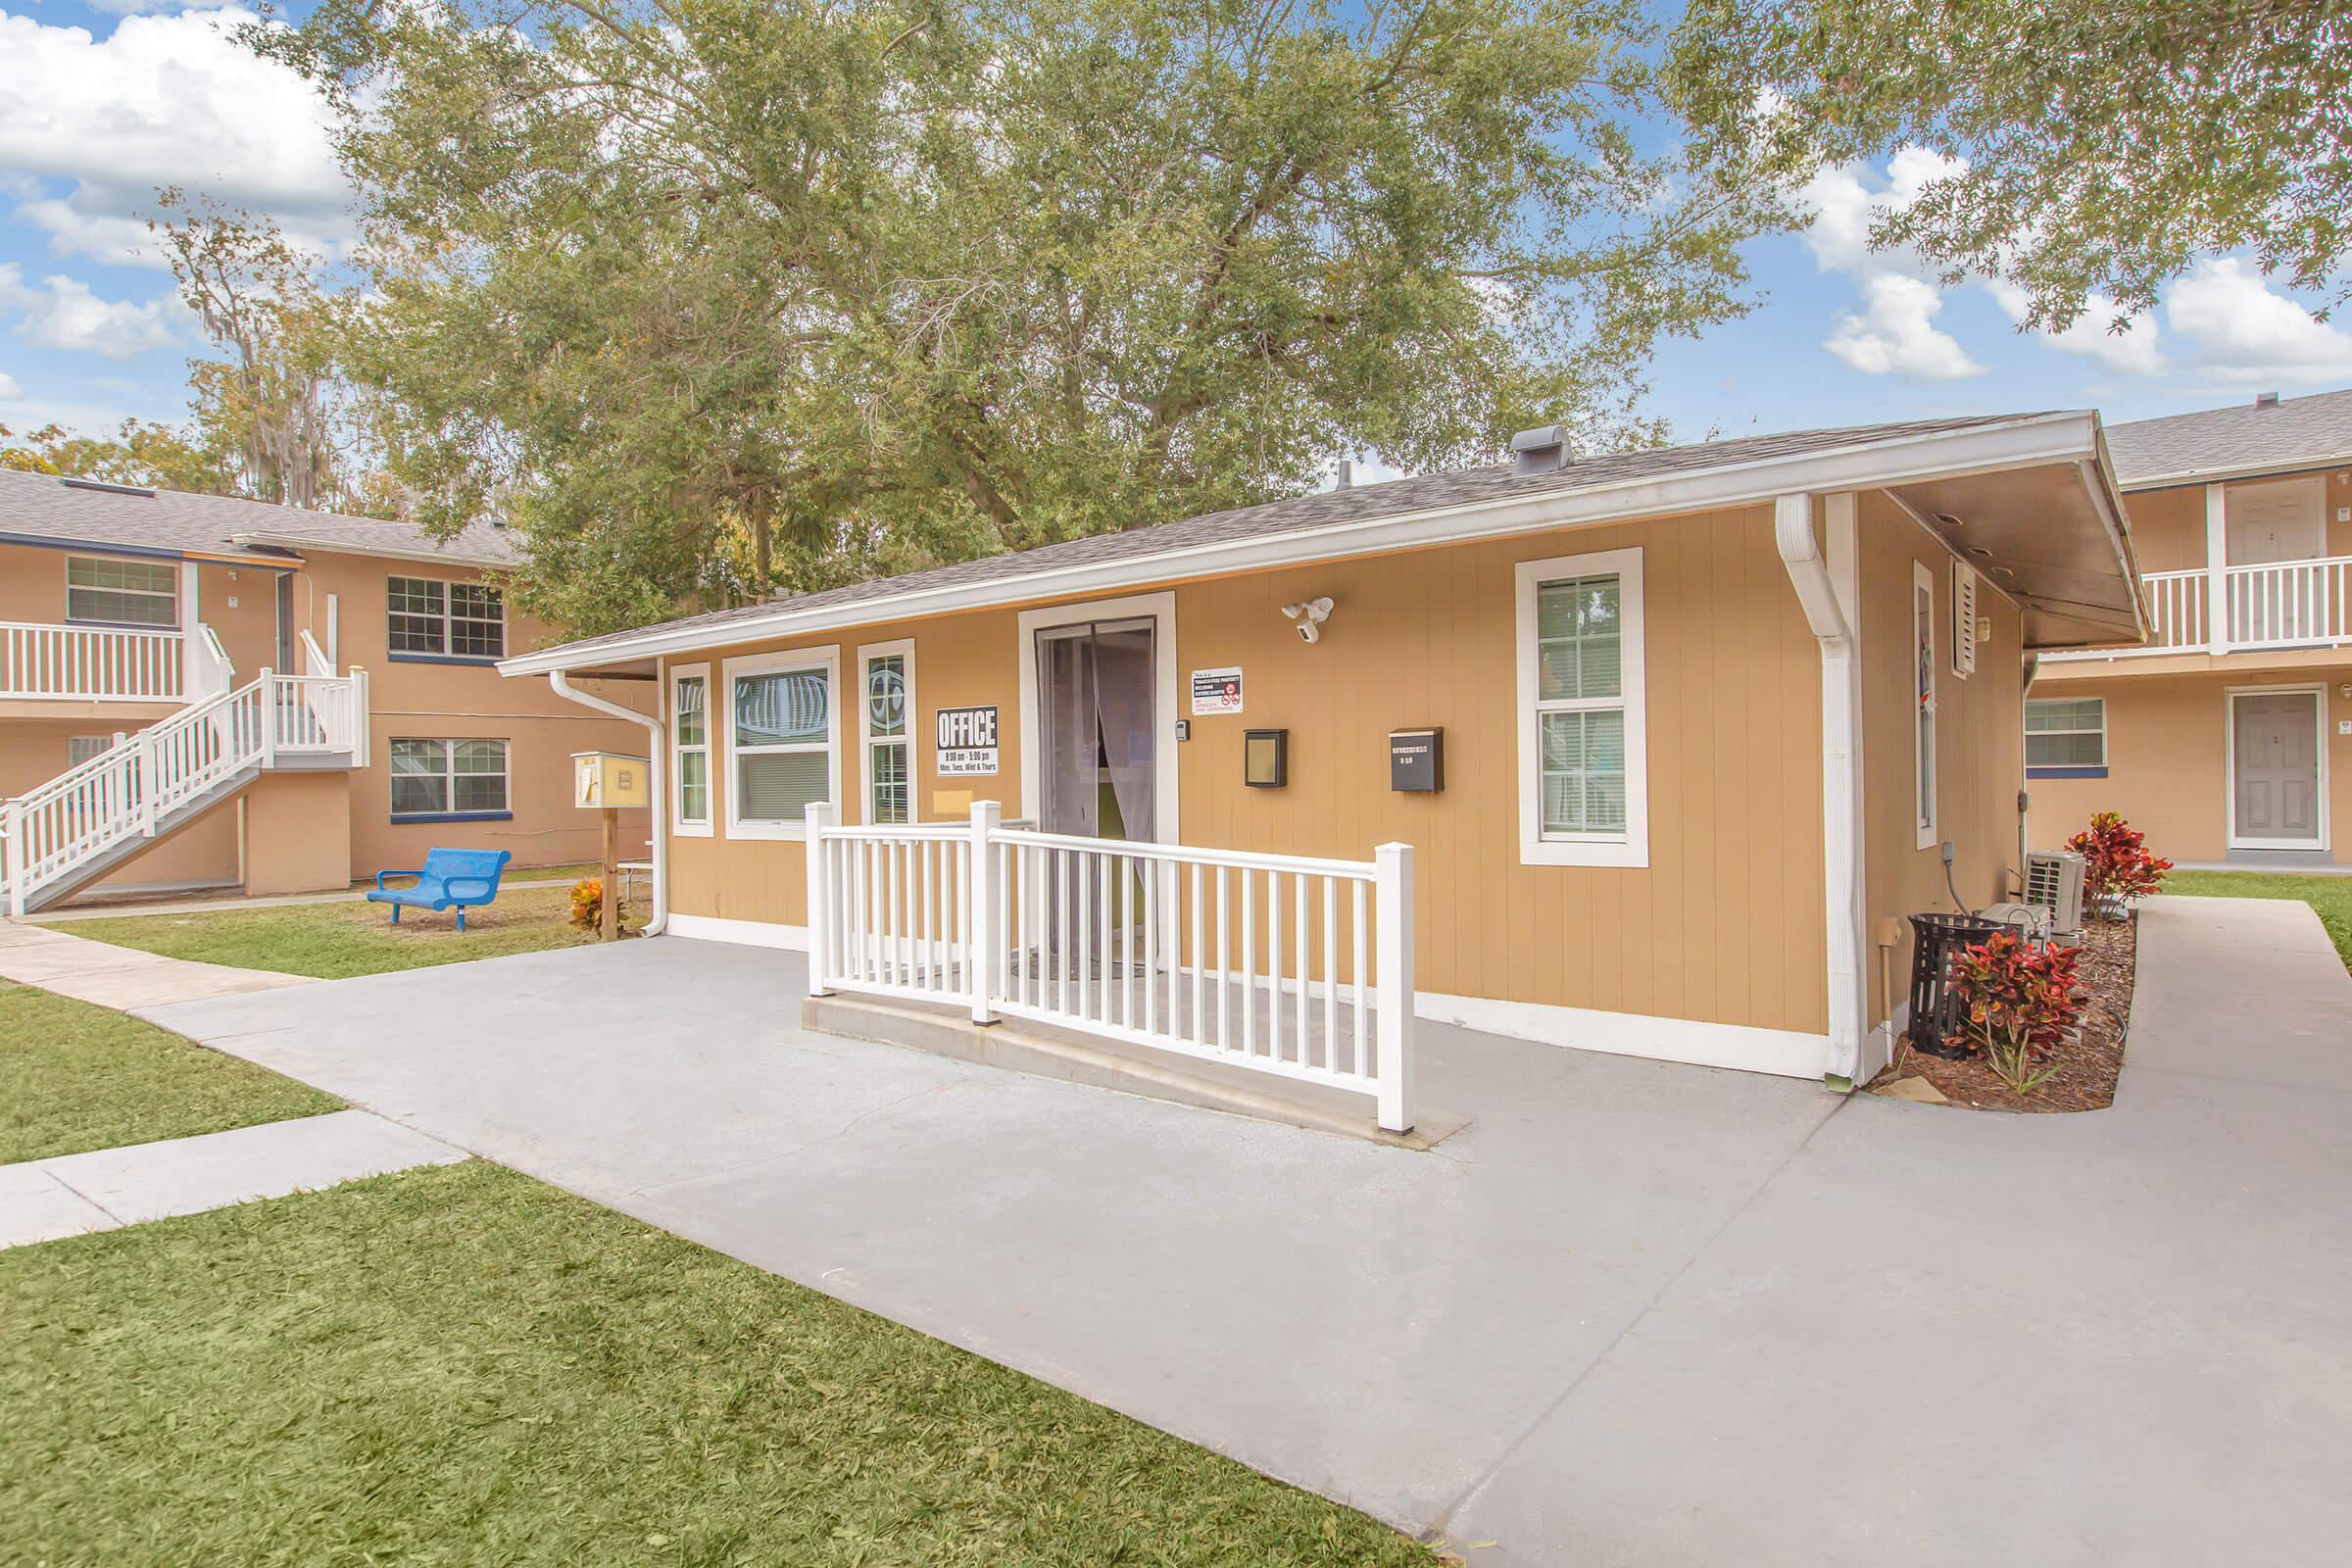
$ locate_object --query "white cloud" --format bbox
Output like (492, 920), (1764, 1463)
(1984, 282), (2165, 377)
(0, 8), (352, 267)
(1824, 273), (1984, 381)
(0, 264), (182, 361)
(0, 369), (23, 401)
(2165, 258), (2352, 384)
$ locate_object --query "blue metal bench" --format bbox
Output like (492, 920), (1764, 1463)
(366, 848), (513, 930)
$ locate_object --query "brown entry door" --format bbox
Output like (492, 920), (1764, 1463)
(2231, 691), (2324, 847)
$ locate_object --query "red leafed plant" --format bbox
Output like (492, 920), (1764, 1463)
(1945, 929), (2086, 1093)
(568, 877), (619, 932)
(2065, 811), (2172, 915)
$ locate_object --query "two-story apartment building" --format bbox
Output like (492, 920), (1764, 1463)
(0, 469), (648, 910)
(2030, 388), (2352, 866)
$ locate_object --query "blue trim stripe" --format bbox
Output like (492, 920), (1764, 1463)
(389, 810), (514, 824)
(2027, 766), (2108, 780)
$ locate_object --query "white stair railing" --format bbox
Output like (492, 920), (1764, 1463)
(806, 801), (1417, 1133)
(2, 669), (366, 915)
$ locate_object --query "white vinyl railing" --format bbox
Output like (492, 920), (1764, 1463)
(2049, 556), (2352, 660)
(805, 801), (1417, 1133)
(2, 667), (368, 914)
(0, 621), (185, 701)
(2224, 556), (2352, 649)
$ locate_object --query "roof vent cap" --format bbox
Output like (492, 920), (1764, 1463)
(59, 475), (157, 499)
(2255, 391), (2280, 408)
(1510, 424), (1574, 475)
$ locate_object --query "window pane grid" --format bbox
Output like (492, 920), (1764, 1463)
(2025, 698), (2105, 769)
(731, 663), (833, 825)
(674, 672), (710, 826)
(67, 557), (177, 627)
(388, 575), (503, 658)
(388, 737), (509, 818)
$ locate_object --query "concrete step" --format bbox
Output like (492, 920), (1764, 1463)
(802, 992), (1467, 1149)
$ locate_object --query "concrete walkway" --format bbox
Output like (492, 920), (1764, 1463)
(0, 919), (312, 1008)
(0, 1109), (467, 1249)
(141, 896), (2352, 1564)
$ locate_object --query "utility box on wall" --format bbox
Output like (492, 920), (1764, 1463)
(572, 752), (651, 809)
(1389, 728), (1443, 793)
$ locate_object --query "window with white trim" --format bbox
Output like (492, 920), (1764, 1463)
(860, 642), (914, 825)
(388, 575), (506, 660)
(67, 556), (176, 627)
(389, 738), (510, 819)
(726, 649), (837, 836)
(1516, 547), (1647, 867)
(1914, 560), (1937, 848)
(2026, 697), (2106, 774)
(671, 665), (711, 833)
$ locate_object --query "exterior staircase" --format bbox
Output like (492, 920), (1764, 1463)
(1, 654), (368, 914)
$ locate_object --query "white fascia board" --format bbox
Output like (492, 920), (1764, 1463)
(230, 531), (514, 568)
(2118, 448), (2352, 491)
(501, 412), (2105, 677)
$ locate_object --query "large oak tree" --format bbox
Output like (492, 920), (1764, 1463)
(265, 0), (1780, 634)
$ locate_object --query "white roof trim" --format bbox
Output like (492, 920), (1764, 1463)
(229, 529), (512, 567)
(501, 412), (2113, 676)
(2117, 447), (2352, 491)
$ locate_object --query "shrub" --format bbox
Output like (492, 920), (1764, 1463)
(567, 877), (622, 933)
(1946, 928), (2085, 1094)
(2065, 810), (2173, 915)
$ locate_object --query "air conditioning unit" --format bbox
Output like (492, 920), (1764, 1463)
(2024, 850), (2085, 943)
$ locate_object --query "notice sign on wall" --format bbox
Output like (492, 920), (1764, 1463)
(1190, 666), (1245, 716)
(935, 705), (1000, 775)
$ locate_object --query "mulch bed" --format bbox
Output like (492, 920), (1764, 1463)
(1867, 915), (2137, 1113)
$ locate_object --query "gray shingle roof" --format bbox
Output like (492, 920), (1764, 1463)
(2105, 387), (2352, 487)
(531, 413), (2036, 662)
(0, 467), (517, 565)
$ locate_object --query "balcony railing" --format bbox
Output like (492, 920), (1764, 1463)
(0, 621), (187, 701)
(2047, 556), (2352, 660)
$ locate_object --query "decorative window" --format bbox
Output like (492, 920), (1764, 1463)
(1915, 560), (1938, 850)
(1515, 546), (1647, 867)
(859, 640), (915, 825)
(389, 738), (511, 819)
(387, 575), (505, 660)
(2026, 697), (2107, 776)
(724, 648), (838, 838)
(671, 664), (711, 835)
(67, 556), (176, 627)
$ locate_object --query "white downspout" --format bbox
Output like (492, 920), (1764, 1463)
(1776, 492), (1872, 1087)
(549, 670), (667, 937)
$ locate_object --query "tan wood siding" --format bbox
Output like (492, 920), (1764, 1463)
(661, 505), (1834, 1037)
(1858, 491), (2028, 1030)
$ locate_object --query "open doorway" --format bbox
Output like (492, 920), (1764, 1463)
(1034, 617), (1156, 842)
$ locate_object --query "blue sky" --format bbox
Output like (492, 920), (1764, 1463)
(6, 2), (2351, 463)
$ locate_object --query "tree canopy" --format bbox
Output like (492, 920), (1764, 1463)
(1669, 0), (2352, 333)
(261, 0), (1781, 635)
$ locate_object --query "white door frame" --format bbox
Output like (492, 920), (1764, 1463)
(1016, 591), (1179, 845)
(2225, 681), (2329, 851)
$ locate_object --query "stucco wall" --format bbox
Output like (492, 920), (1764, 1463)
(1857, 491), (2028, 1033)
(243, 768), (353, 895)
(2120, 466), (2352, 576)
(2027, 666), (2351, 864)
(654, 504), (1841, 1039)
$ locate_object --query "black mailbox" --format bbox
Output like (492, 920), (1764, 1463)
(1244, 728), (1289, 788)
(1389, 727), (1443, 793)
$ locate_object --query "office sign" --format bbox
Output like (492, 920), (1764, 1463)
(936, 705), (1000, 775)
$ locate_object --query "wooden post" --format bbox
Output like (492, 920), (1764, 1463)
(600, 807), (618, 941)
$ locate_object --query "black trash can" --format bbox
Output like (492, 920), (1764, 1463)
(1905, 912), (2002, 1059)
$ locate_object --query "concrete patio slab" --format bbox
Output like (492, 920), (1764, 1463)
(142, 896), (2352, 1564)
(0, 1111), (467, 1250)
(0, 920), (312, 1009)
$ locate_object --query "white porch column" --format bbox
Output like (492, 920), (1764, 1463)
(178, 559), (200, 699)
(805, 801), (835, 997)
(2205, 482), (2230, 653)
(1374, 840), (1416, 1134)
(968, 799), (1000, 1024)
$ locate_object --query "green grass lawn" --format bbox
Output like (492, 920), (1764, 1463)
(2163, 871), (2352, 970)
(1, 1161), (1435, 1567)
(0, 981), (340, 1164)
(67, 883), (644, 981)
